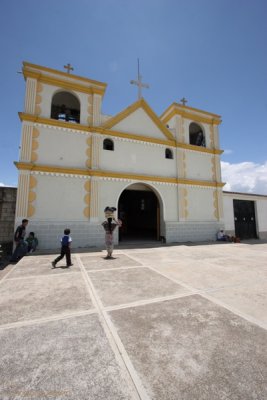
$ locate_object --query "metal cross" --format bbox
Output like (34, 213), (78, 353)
(64, 63), (74, 74)
(130, 59), (149, 100)
(180, 97), (188, 106)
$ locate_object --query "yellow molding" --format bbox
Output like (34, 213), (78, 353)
(23, 62), (107, 88)
(94, 126), (175, 146)
(177, 143), (224, 155)
(19, 113), (90, 133)
(102, 98), (175, 141)
(14, 162), (225, 188)
(161, 108), (221, 125)
(19, 112), (223, 154)
(19, 113), (176, 146)
(19, 113), (223, 153)
(23, 70), (105, 96)
(161, 102), (221, 119)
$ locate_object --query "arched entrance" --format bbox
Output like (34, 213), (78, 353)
(118, 184), (160, 242)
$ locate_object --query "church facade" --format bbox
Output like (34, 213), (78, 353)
(15, 62), (226, 249)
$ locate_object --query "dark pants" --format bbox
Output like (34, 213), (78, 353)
(54, 246), (71, 266)
(10, 240), (28, 262)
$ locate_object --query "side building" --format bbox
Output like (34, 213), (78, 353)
(0, 186), (17, 244)
(15, 62), (224, 249)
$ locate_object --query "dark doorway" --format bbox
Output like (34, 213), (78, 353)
(233, 200), (257, 239)
(118, 189), (159, 241)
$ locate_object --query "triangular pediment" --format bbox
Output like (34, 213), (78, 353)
(102, 98), (174, 141)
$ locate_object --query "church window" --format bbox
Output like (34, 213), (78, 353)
(51, 91), (80, 123)
(189, 123), (206, 147)
(103, 138), (114, 151)
(165, 148), (173, 159)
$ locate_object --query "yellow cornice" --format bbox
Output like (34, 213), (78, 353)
(19, 113), (175, 146)
(23, 62), (107, 87)
(19, 113), (223, 153)
(177, 143), (224, 155)
(14, 162), (225, 188)
(161, 105), (222, 125)
(19, 113), (89, 133)
(23, 68), (105, 96)
(94, 126), (175, 146)
(102, 98), (175, 141)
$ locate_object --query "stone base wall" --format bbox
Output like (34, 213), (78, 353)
(23, 220), (224, 250)
(24, 221), (118, 250)
(259, 231), (267, 240)
(165, 221), (222, 243)
(0, 187), (17, 243)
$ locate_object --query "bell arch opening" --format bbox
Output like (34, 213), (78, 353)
(51, 91), (80, 123)
(118, 183), (162, 242)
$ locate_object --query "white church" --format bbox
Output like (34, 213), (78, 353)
(15, 62), (267, 249)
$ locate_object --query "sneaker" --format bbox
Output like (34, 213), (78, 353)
(67, 263), (73, 267)
(51, 261), (56, 269)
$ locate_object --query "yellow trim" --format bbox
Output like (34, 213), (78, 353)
(23, 62), (107, 88)
(14, 162), (225, 188)
(102, 98), (175, 141)
(95, 126), (175, 146)
(178, 143), (223, 155)
(161, 108), (222, 125)
(19, 113), (176, 146)
(19, 113), (224, 153)
(161, 102), (221, 119)
(23, 70), (106, 96)
(19, 113), (89, 132)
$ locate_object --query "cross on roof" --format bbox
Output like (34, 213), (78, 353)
(130, 59), (149, 100)
(64, 63), (74, 74)
(180, 97), (188, 106)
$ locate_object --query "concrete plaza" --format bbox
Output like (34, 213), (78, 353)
(0, 241), (266, 399)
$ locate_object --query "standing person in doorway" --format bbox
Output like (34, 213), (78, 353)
(10, 219), (29, 263)
(51, 228), (73, 268)
(102, 207), (122, 259)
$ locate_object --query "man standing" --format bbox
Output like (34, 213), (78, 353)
(10, 219), (29, 263)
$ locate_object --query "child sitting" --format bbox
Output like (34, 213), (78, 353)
(26, 232), (38, 253)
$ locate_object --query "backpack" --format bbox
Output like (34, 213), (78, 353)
(62, 235), (69, 246)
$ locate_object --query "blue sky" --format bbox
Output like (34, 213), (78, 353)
(1, 0), (267, 194)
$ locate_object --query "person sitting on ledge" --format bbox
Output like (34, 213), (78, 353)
(26, 232), (38, 253)
(217, 229), (231, 242)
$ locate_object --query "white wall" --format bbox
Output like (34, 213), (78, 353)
(112, 108), (166, 139)
(257, 199), (267, 231)
(36, 127), (88, 168)
(100, 138), (177, 178)
(32, 174), (87, 221)
(222, 196), (235, 231)
(187, 187), (216, 221)
(185, 151), (213, 180)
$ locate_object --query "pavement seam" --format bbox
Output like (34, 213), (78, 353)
(200, 292), (267, 331)
(76, 254), (150, 400)
(4, 270), (79, 281)
(143, 264), (267, 330)
(0, 263), (20, 285)
(103, 291), (196, 312)
(85, 265), (144, 273)
(0, 309), (97, 331)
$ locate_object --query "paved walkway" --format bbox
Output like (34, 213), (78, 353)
(0, 241), (266, 399)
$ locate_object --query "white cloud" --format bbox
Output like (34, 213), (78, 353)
(221, 161), (267, 195)
(0, 182), (17, 187)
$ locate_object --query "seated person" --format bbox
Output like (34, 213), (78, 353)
(26, 232), (38, 253)
(217, 229), (230, 242)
